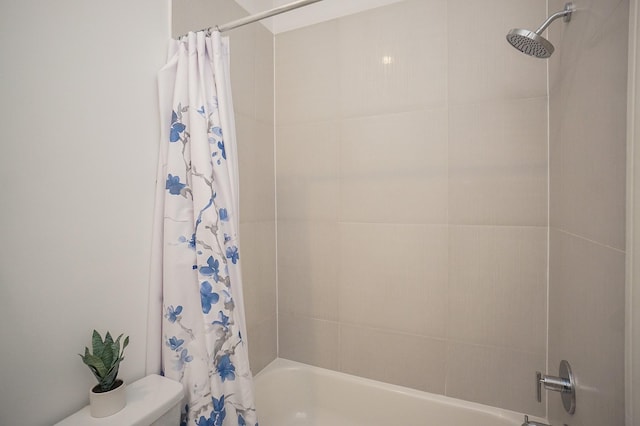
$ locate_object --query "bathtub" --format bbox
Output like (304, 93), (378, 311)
(254, 358), (544, 426)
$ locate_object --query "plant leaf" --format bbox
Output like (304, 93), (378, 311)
(101, 364), (120, 391)
(114, 333), (123, 343)
(104, 331), (114, 347)
(91, 330), (104, 358)
(83, 353), (107, 379)
(115, 334), (123, 353)
(86, 364), (103, 384)
(102, 342), (114, 370)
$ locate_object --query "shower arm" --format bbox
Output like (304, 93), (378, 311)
(534, 3), (575, 35)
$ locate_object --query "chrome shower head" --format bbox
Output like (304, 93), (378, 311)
(506, 28), (554, 58)
(506, 2), (575, 58)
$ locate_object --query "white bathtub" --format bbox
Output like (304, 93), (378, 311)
(254, 358), (544, 426)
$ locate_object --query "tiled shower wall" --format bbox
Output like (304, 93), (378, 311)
(173, 0), (278, 373)
(276, 0), (549, 416)
(547, 0), (628, 424)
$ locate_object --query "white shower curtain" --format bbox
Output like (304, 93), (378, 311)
(147, 30), (257, 426)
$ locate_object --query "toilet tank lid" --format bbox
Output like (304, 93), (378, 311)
(54, 374), (184, 426)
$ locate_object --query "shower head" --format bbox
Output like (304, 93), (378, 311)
(506, 29), (555, 58)
(506, 2), (575, 58)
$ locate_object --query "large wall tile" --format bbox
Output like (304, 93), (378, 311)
(276, 19), (339, 124)
(548, 229), (625, 426)
(247, 316), (277, 374)
(340, 324), (447, 393)
(448, 225), (547, 353)
(276, 122), (339, 221)
(339, 109), (448, 224)
(277, 220), (339, 320)
(238, 116), (276, 222)
(338, 223), (448, 338)
(254, 24), (274, 123)
(549, 104), (626, 250)
(449, 97), (548, 226)
(240, 221), (276, 328)
(229, 23), (257, 118)
(278, 312), (340, 370)
(448, 0), (547, 105)
(548, 0), (628, 250)
(446, 341), (545, 417)
(338, 0), (448, 118)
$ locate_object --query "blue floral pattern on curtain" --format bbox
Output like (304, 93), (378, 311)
(153, 31), (257, 426)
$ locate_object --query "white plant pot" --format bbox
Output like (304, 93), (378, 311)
(89, 380), (126, 418)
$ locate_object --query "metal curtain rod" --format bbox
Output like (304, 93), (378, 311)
(185, 0), (324, 36)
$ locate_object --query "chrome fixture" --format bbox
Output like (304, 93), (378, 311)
(521, 415), (550, 426)
(181, 0), (324, 36)
(537, 360), (576, 414)
(506, 2), (575, 58)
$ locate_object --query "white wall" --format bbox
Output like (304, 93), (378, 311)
(0, 1), (170, 425)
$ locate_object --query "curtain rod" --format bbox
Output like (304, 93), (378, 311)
(184, 0), (324, 36)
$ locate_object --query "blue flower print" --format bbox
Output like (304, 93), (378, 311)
(166, 174), (186, 195)
(225, 246), (239, 264)
(217, 140), (226, 160)
(200, 281), (219, 314)
(199, 256), (220, 282)
(219, 208), (229, 222)
(170, 111), (186, 143)
(173, 348), (193, 371)
(196, 413), (216, 426)
(216, 354), (236, 382)
(197, 396), (226, 426)
(212, 395), (226, 425)
(165, 305), (183, 323)
(167, 336), (184, 351)
(212, 127), (223, 137)
(212, 311), (230, 330)
(224, 233), (231, 243)
(178, 234), (196, 250)
(197, 106), (205, 116)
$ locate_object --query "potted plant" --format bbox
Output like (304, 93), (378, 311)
(79, 330), (129, 418)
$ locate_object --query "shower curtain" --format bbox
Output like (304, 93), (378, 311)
(147, 30), (257, 426)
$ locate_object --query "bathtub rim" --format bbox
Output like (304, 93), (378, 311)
(254, 357), (548, 425)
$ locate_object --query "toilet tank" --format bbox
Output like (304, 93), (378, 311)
(55, 374), (184, 426)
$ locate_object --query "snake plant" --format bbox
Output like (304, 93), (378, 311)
(79, 330), (129, 392)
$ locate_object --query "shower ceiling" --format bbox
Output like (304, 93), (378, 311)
(234, 0), (406, 33)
